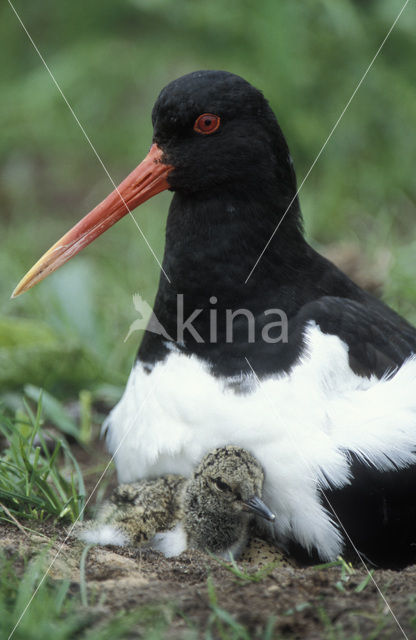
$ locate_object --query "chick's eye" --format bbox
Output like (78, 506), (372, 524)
(213, 477), (231, 492)
(193, 113), (220, 135)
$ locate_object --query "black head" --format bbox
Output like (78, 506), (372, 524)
(152, 70), (298, 205)
(14, 69), (303, 300)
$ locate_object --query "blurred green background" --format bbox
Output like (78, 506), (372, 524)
(1, 0), (415, 400)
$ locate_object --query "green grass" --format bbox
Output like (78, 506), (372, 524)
(212, 552), (282, 583)
(204, 575), (277, 640)
(0, 551), (171, 640)
(0, 554), (88, 640)
(313, 557), (375, 594)
(317, 605), (389, 640)
(0, 398), (85, 523)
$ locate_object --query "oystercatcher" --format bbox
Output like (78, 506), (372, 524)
(80, 446), (275, 559)
(13, 70), (416, 568)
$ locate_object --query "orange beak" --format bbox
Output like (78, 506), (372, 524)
(11, 143), (173, 298)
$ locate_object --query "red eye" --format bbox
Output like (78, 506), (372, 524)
(193, 113), (221, 135)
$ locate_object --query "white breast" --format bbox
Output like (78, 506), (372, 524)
(103, 324), (416, 560)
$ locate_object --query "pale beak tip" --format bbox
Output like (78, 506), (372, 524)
(11, 277), (30, 299)
(11, 286), (20, 299)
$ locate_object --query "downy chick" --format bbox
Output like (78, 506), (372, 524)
(79, 446), (275, 559)
(182, 446), (275, 558)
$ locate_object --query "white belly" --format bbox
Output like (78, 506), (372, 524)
(103, 324), (416, 560)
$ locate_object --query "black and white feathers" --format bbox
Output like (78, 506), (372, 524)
(102, 71), (416, 568)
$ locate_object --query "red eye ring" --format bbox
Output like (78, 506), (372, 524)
(193, 113), (221, 135)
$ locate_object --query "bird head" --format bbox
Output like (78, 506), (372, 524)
(151, 70), (290, 195)
(183, 446), (275, 557)
(12, 70), (299, 298)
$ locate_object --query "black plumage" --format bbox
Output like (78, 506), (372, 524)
(138, 70), (416, 380)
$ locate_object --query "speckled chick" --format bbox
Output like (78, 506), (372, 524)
(182, 446), (275, 558)
(79, 446), (275, 559)
(79, 475), (186, 547)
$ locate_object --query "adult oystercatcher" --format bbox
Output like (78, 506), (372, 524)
(13, 70), (416, 568)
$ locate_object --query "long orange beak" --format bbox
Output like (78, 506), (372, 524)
(12, 144), (173, 298)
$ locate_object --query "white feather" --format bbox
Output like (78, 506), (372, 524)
(151, 523), (188, 557)
(79, 525), (128, 547)
(103, 324), (416, 560)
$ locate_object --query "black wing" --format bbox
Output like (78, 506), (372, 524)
(292, 296), (416, 378)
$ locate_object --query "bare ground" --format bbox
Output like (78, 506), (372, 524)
(1, 519), (416, 639)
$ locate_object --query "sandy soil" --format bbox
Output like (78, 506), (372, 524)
(1, 520), (415, 639)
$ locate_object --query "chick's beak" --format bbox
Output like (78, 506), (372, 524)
(12, 143), (173, 298)
(242, 496), (276, 522)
